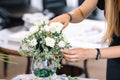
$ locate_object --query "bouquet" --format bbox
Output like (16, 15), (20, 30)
(19, 21), (71, 69)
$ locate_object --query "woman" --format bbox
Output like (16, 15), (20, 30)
(50, 0), (120, 80)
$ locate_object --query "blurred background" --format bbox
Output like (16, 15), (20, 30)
(0, 0), (106, 80)
(0, 0), (105, 29)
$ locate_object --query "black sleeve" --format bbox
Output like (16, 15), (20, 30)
(97, 0), (105, 10)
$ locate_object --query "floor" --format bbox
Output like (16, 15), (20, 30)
(0, 55), (107, 80)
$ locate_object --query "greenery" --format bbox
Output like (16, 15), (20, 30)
(19, 21), (71, 69)
(68, 76), (79, 80)
(0, 53), (16, 64)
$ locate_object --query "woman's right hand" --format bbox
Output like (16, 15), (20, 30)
(49, 13), (71, 29)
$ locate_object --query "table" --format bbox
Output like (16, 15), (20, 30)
(0, 26), (24, 51)
(0, 19), (107, 78)
(0, 25), (89, 78)
(0, 19), (107, 52)
(11, 74), (98, 80)
(62, 19), (107, 48)
(0, 26), (31, 76)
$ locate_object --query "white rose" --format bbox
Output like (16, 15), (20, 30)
(49, 22), (63, 33)
(58, 41), (65, 47)
(45, 37), (55, 47)
(44, 25), (50, 32)
(29, 25), (39, 34)
(29, 38), (37, 46)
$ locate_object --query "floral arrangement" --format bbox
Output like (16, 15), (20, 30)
(19, 21), (71, 69)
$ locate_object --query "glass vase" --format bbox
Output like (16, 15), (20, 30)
(31, 56), (56, 79)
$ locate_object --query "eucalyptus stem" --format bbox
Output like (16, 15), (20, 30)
(0, 53), (17, 64)
(0, 58), (17, 64)
(0, 53), (9, 57)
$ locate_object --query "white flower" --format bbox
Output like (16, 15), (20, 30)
(49, 22), (63, 33)
(44, 25), (50, 32)
(45, 37), (55, 47)
(63, 34), (68, 42)
(29, 25), (39, 34)
(58, 41), (65, 47)
(29, 38), (37, 46)
(20, 19), (71, 69)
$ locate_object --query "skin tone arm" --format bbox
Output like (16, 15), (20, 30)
(69, 0), (98, 23)
(62, 46), (120, 62)
(50, 0), (120, 62)
(61, 0), (120, 62)
(49, 0), (98, 29)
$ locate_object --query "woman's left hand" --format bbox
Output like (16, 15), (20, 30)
(62, 48), (96, 62)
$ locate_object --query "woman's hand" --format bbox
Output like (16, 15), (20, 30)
(62, 48), (96, 62)
(49, 13), (71, 29)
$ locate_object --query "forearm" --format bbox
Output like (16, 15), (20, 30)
(88, 46), (120, 59)
(69, 0), (98, 23)
(69, 8), (85, 23)
(101, 46), (120, 59)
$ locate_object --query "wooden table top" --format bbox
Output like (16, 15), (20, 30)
(0, 47), (20, 56)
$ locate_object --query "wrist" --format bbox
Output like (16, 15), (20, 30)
(86, 48), (97, 59)
(64, 13), (72, 22)
(96, 48), (101, 60)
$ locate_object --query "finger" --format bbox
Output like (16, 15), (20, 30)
(65, 58), (78, 62)
(63, 54), (78, 62)
(62, 50), (75, 55)
(48, 20), (55, 25)
(62, 22), (69, 29)
(62, 50), (69, 54)
(63, 54), (76, 59)
(48, 21), (51, 25)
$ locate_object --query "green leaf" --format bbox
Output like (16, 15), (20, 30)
(0, 53), (17, 64)
(68, 76), (79, 80)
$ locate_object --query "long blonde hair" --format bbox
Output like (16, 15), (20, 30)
(103, 0), (120, 43)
